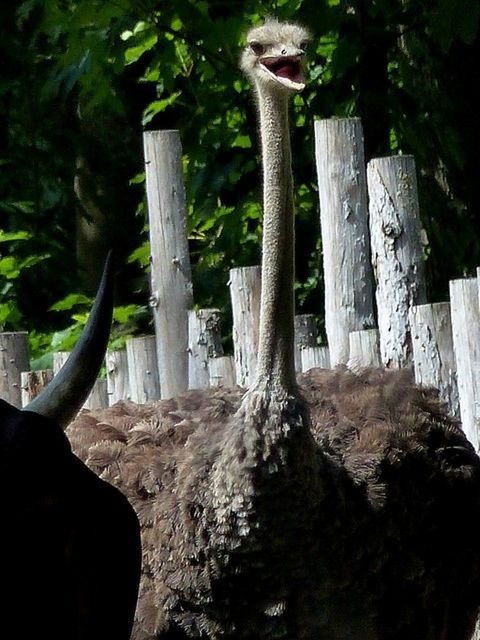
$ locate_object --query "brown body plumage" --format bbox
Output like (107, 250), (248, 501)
(68, 367), (480, 639)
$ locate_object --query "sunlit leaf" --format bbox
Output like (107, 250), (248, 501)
(0, 230), (32, 243)
(49, 293), (92, 311)
(142, 92), (182, 125)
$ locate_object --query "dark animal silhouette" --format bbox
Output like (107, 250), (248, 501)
(0, 255), (141, 640)
(67, 20), (480, 640)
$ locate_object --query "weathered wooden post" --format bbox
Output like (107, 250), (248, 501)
(188, 308), (224, 390)
(314, 118), (375, 366)
(126, 335), (161, 404)
(209, 356), (236, 388)
(294, 314), (318, 372)
(143, 130), (193, 399)
(0, 332), (29, 407)
(367, 155), (426, 368)
(301, 346), (331, 372)
(348, 329), (381, 370)
(106, 350), (130, 404)
(409, 302), (460, 417)
(83, 379), (108, 410)
(53, 350), (108, 411)
(229, 266), (261, 387)
(449, 277), (480, 450)
(53, 351), (70, 375)
(21, 369), (54, 407)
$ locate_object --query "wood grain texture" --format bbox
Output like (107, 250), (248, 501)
(144, 130), (193, 399)
(368, 155), (426, 369)
(315, 118), (375, 366)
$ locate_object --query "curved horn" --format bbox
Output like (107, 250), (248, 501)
(25, 252), (114, 428)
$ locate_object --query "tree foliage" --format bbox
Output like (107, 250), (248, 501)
(1, 0), (479, 360)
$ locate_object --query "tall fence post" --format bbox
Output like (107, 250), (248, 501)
(301, 346), (331, 372)
(144, 130), (193, 399)
(126, 335), (161, 404)
(21, 369), (54, 407)
(294, 314), (318, 372)
(83, 379), (108, 410)
(0, 332), (30, 407)
(348, 329), (381, 370)
(188, 308), (224, 390)
(409, 302), (460, 417)
(209, 356), (236, 388)
(229, 266), (261, 387)
(106, 350), (130, 405)
(53, 351), (70, 375)
(314, 118), (375, 366)
(367, 155), (426, 368)
(449, 278), (480, 450)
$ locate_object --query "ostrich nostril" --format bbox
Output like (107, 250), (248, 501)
(281, 48), (287, 55)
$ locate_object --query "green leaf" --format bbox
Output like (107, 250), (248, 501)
(0, 230), (32, 243)
(49, 293), (92, 311)
(142, 92), (182, 125)
(232, 134), (251, 148)
(129, 172), (145, 185)
(0, 301), (22, 326)
(127, 241), (150, 267)
(113, 304), (140, 323)
(51, 325), (83, 351)
(19, 254), (50, 269)
(0, 201), (35, 214)
(0, 256), (20, 279)
(124, 32), (158, 65)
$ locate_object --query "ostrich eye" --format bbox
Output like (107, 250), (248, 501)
(300, 41), (309, 53)
(249, 42), (266, 56)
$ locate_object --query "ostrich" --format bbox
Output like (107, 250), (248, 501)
(0, 255), (141, 640)
(67, 19), (480, 640)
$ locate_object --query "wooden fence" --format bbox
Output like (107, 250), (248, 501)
(2, 118), (479, 450)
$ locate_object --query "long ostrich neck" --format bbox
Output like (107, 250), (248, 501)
(254, 85), (296, 393)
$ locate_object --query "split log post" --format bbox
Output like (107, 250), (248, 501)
(0, 332), (30, 407)
(301, 346), (331, 372)
(53, 350), (108, 410)
(449, 278), (480, 450)
(126, 335), (161, 404)
(409, 302), (460, 417)
(106, 350), (130, 404)
(83, 379), (108, 410)
(314, 118), (375, 366)
(229, 266), (261, 387)
(478, 267), (480, 303)
(21, 369), (54, 407)
(209, 356), (236, 388)
(53, 351), (70, 375)
(294, 314), (318, 372)
(347, 329), (381, 370)
(188, 308), (224, 390)
(143, 130), (193, 399)
(367, 155), (427, 368)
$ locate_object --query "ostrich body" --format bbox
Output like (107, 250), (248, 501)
(68, 19), (480, 640)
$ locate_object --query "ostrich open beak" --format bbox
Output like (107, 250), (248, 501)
(260, 55), (306, 91)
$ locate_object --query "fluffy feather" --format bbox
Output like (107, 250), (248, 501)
(67, 367), (480, 640)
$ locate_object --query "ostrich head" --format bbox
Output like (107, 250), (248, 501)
(241, 18), (311, 92)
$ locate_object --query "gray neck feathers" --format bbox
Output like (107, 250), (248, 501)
(253, 86), (296, 394)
